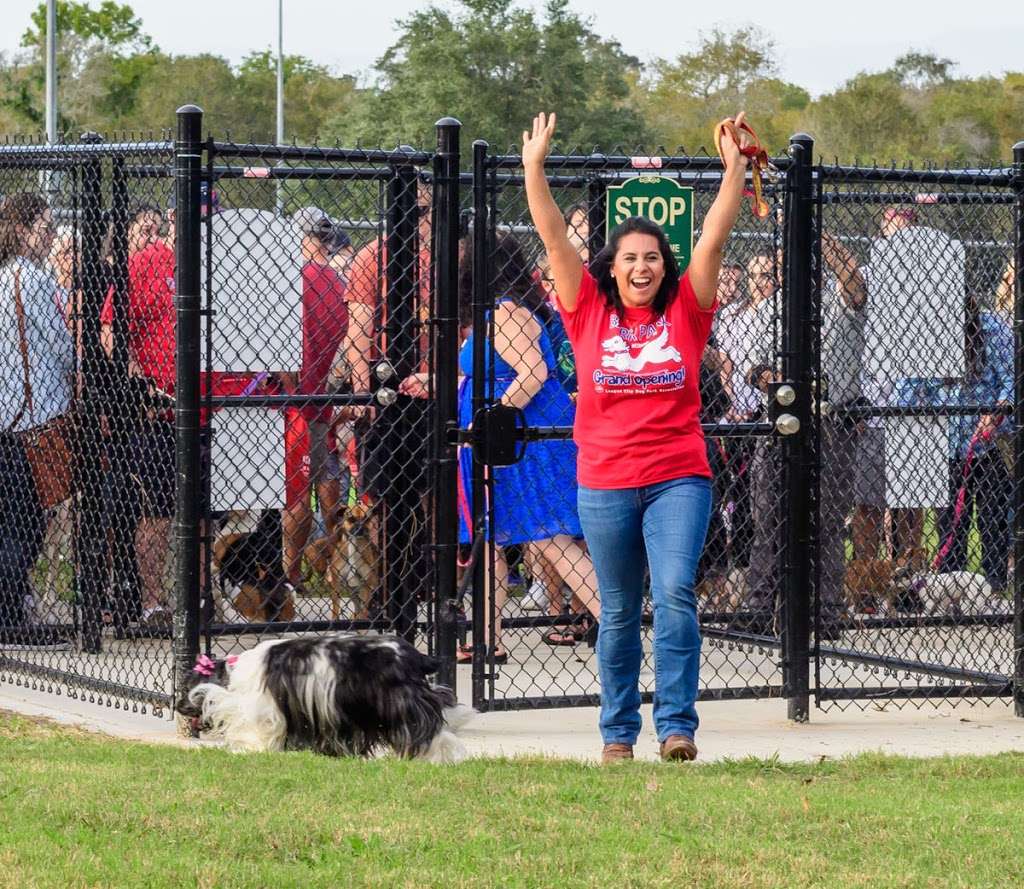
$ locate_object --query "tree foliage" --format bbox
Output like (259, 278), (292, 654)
(326, 0), (648, 150)
(640, 26), (808, 153)
(0, 1), (1019, 165)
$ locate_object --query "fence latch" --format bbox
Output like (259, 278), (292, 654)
(768, 380), (810, 438)
(471, 404), (526, 467)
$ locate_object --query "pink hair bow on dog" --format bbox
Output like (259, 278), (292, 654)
(193, 654), (217, 676)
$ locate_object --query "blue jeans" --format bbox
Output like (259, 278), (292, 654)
(578, 476), (712, 746)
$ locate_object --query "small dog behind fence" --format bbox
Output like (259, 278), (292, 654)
(210, 504), (382, 625)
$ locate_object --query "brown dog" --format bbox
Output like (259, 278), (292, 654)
(303, 503), (381, 620)
(328, 502), (381, 621)
(697, 567), (749, 613)
(842, 556), (911, 614)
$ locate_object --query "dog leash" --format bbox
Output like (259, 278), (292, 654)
(714, 118), (775, 219)
(931, 417), (1003, 572)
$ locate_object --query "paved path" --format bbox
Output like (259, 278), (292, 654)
(4, 678), (1023, 763)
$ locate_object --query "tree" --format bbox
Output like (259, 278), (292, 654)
(1, 1), (156, 133)
(654, 25), (777, 100)
(891, 51), (955, 91)
(326, 0), (648, 150)
(640, 26), (807, 153)
(234, 50), (358, 143)
(810, 72), (921, 161)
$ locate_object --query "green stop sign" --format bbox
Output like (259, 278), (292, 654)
(605, 176), (694, 272)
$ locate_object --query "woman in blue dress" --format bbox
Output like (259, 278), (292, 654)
(456, 233), (599, 662)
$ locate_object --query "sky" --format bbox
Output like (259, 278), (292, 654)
(2, 0), (1022, 97)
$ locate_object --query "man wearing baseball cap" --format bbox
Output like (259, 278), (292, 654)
(280, 206), (349, 590)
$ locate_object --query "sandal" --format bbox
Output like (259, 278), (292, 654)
(541, 615), (597, 647)
(456, 644), (508, 665)
(541, 626), (584, 646)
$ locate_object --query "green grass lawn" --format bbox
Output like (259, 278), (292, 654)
(2, 713), (1023, 888)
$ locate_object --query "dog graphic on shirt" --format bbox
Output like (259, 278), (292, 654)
(601, 325), (682, 372)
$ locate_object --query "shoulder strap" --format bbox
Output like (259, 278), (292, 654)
(10, 265), (35, 431)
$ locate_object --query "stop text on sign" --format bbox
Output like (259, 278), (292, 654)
(610, 194), (688, 227)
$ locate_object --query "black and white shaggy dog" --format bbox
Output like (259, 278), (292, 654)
(176, 634), (473, 763)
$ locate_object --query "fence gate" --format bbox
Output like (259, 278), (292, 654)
(461, 137), (1024, 719)
(463, 140), (824, 714)
(180, 118), (450, 683)
(812, 160), (1023, 711)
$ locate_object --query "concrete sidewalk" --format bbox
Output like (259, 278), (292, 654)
(3, 679), (1023, 763)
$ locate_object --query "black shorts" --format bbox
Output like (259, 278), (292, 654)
(128, 419), (177, 519)
(104, 420), (213, 523)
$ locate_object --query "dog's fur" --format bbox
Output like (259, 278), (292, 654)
(842, 558), (906, 613)
(894, 570), (1000, 617)
(697, 567), (749, 612)
(213, 512), (295, 623)
(176, 634), (472, 762)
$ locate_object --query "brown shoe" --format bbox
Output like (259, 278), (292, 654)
(601, 743), (634, 764)
(659, 735), (698, 762)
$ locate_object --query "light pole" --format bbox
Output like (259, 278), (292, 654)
(42, 0), (60, 203)
(45, 0), (57, 143)
(276, 0), (284, 147)
(275, 0), (284, 213)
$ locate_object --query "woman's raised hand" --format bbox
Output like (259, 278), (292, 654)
(718, 111), (753, 171)
(522, 112), (556, 170)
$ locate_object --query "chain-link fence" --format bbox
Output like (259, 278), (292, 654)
(0, 135), (179, 715)
(813, 164), (1020, 710)
(1, 105), (1021, 724)
(196, 138), (439, 662)
(460, 144), (795, 711)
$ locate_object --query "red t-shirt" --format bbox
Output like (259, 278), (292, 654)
(101, 244), (266, 424)
(300, 261), (348, 423)
(558, 268), (716, 489)
(101, 241), (176, 393)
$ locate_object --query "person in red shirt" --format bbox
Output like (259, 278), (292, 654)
(282, 208), (349, 588)
(523, 111), (752, 764)
(100, 207), (178, 626)
(99, 196), (243, 627)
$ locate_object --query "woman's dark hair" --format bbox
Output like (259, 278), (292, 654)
(562, 202), (588, 227)
(964, 292), (985, 379)
(458, 231), (552, 328)
(589, 215), (680, 316)
(0, 192), (49, 265)
(129, 202), (162, 222)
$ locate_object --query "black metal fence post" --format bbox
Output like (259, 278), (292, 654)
(1013, 140), (1024, 718)
(586, 177), (607, 259)
(470, 139), (489, 708)
(782, 133), (815, 722)
(432, 117), (461, 690)
(76, 132), (108, 654)
(384, 153), (420, 643)
(172, 105), (203, 721)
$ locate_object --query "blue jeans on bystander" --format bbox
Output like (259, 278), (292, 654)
(578, 476), (712, 746)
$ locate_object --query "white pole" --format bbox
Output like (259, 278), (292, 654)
(276, 0), (284, 145)
(276, 0), (284, 214)
(45, 0), (57, 143)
